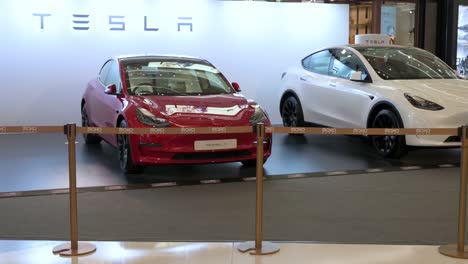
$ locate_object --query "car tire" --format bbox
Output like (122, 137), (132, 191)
(81, 104), (102, 144)
(241, 158), (268, 167)
(370, 109), (407, 158)
(117, 120), (143, 174)
(281, 96), (305, 135)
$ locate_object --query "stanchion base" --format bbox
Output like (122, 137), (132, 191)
(237, 241), (280, 255)
(439, 244), (468, 259)
(53, 242), (96, 257)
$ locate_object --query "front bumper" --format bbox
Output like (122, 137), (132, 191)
(130, 133), (272, 165)
(403, 108), (468, 147)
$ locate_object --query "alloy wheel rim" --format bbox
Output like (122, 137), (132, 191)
(283, 100), (298, 127)
(118, 134), (128, 169)
(372, 115), (398, 154)
(81, 108), (89, 140)
(81, 108), (88, 127)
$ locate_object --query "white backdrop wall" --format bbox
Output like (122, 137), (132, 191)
(0, 0), (348, 125)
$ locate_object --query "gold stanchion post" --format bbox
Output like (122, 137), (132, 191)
(237, 123), (280, 255)
(440, 126), (468, 258)
(53, 124), (96, 257)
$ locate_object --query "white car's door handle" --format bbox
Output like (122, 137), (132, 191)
(300, 77), (307, 81)
(329, 82), (336, 87)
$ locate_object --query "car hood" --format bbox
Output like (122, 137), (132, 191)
(389, 79), (468, 109)
(130, 93), (258, 126)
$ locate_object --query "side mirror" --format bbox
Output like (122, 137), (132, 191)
(350, 71), (363, 82)
(232, 82), (241, 92)
(105, 84), (117, 95)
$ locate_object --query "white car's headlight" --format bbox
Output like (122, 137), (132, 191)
(136, 107), (171, 127)
(404, 93), (444, 111)
(249, 106), (268, 125)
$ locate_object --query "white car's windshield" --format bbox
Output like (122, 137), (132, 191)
(124, 60), (234, 96)
(354, 47), (458, 80)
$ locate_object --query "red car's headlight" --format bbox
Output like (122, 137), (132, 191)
(249, 106), (268, 125)
(136, 107), (171, 127)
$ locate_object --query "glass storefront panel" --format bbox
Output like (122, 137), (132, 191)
(457, 5), (468, 77)
(381, 1), (416, 46)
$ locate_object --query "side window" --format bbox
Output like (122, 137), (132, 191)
(302, 55), (312, 71)
(99, 60), (113, 85)
(106, 61), (122, 92)
(302, 50), (332, 75)
(329, 49), (369, 81)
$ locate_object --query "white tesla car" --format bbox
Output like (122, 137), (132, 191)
(279, 45), (466, 158)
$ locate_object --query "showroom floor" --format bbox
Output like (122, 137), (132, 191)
(0, 133), (464, 263)
(1, 240), (466, 264)
(0, 168), (461, 244)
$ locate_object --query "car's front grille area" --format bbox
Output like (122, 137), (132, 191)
(173, 150), (251, 160)
(444, 136), (460, 143)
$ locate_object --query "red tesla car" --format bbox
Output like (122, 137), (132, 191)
(81, 55), (272, 173)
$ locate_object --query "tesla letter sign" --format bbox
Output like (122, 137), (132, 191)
(32, 13), (194, 32)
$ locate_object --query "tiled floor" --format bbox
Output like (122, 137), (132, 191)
(1, 240), (468, 264)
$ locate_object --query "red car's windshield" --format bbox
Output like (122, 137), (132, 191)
(123, 60), (234, 96)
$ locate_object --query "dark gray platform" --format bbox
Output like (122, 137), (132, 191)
(0, 133), (460, 192)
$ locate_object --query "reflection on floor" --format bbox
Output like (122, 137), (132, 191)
(0, 240), (466, 264)
(0, 134), (460, 192)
